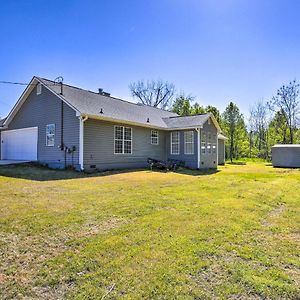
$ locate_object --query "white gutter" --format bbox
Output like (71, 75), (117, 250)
(79, 115), (88, 171)
(216, 134), (219, 165)
(80, 114), (204, 131)
(195, 128), (201, 169)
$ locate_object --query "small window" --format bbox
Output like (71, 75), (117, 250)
(207, 133), (212, 154)
(184, 131), (194, 154)
(114, 126), (132, 154)
(207, 143), (212, 154)
(212, 144), (217, 154)
(208, 118), (211, 125)
(201, 133), (206, 154)
(151, 130), (159, 145)
(37, 83), (42, 95)
(171, 132), (180, 155)
(212, 134), (217, 154)
(46, 124), (55, 146)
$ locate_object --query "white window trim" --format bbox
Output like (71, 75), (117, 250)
(201, 133), (206, 154)
(46, 124), (55, 147)
(171, 132), (180, 155)
(114, 125), (132, 155)
(37, 83), (42, 95)
(184, 131), (194, 155)
(151, 130), (159, 145)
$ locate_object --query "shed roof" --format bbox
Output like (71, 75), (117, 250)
(272, 144), (300, 148)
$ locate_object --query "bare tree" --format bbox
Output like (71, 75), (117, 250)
(129, 80), (175, 109)
(268, 80), (300, 143)
(249, 100), (269, 158)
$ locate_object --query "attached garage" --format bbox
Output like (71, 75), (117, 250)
(1, 127), (38, 161)
(272, 144), (300, 168)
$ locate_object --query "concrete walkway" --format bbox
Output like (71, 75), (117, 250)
(0, 160), (30, 165)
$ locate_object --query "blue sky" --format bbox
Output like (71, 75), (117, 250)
(1, 0), (300, 119)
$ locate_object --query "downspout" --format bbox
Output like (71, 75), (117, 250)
(195, 128), (201, 169)
(60, 80), (64, 151)
(216, 136), (219, 166)
(60, 100), (64, 150)
(79, 115), (88, 171)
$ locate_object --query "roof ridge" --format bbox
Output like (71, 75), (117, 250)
(37, 77), (177, 115)
(165, 113), (210, 119)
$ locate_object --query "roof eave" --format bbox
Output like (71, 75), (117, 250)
(80, 114), (205, 131)
(82, 114), (168, 130)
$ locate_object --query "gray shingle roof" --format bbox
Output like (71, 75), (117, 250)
(38, 78), (177, 128)
(37, 77), (218, 130)
(162, 114), (211, 129)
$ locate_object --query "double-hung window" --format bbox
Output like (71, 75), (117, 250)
(207, 133), (212, 154)
(212, 134), (217, 154)
(184, 131), (194, 154)
(46, 124), (55, 146)
(171, 132), (180, 155)
(151, 130), (159, 145)
(201, 133), (206, 154)
(114, 126), (132, 154)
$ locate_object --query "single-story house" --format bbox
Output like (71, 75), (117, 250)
(272, 144), (300, 168)
(0, 76), (226, 171)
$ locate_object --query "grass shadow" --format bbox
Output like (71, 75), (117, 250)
(0, 164), (146, 182)
(226, 161), (247, 165)
(0, 164), (222, 181)
(265, 163), (273, 167)
(174, 167), (220, 176)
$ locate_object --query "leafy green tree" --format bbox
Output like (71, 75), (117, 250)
(192, 102), (206, 114)
(171, 95), (207, 116)
(222, 102), (247, 161)
(267, 109), (290, 146)
(171, 95), (193, 115)
(268, 80), (300, 144)
(205, 105), (221, 123)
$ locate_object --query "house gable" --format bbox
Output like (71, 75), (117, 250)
(2, 80), (80, 169)
(3, 77), (79, 128)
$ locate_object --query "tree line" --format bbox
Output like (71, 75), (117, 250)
(129, 79), (300, 161)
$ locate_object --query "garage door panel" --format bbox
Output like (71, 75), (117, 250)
(2, 127), (38, 161)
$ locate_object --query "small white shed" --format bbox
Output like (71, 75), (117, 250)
(272, 144), (300, 168)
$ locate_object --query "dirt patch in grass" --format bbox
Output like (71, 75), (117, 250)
(261, 204), (285, 227)
(0, 217), (128, 298)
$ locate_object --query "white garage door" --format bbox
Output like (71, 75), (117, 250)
(1, 127), (38, 161)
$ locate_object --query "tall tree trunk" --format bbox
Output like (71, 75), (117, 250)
(230, 131), (234, 162)
(289, 121), (293, 144)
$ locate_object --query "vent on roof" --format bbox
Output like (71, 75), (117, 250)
(98, 88), (110, 97)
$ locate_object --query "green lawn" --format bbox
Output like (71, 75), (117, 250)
(0, 163), (299, 299)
